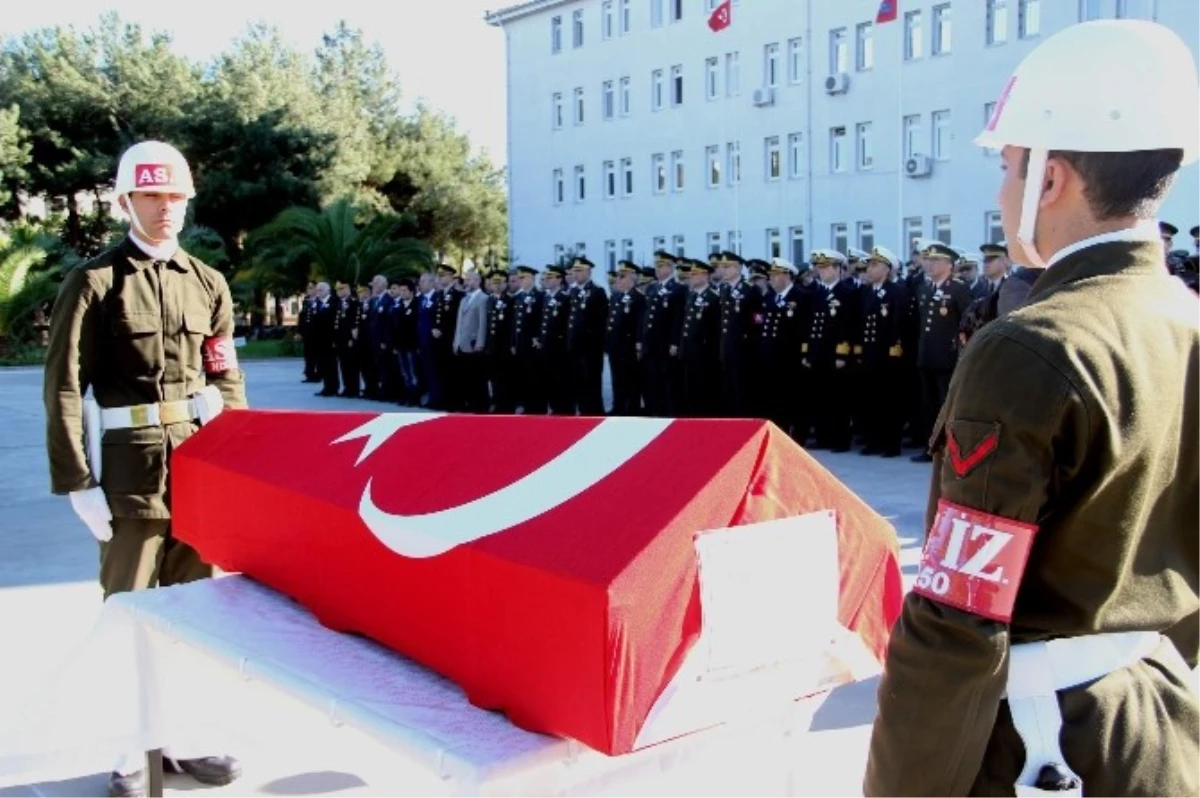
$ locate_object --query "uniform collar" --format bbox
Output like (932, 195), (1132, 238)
(121, 235), (190, 272)
(1029, 238), (1164, 301)
(1044, 220), (1160, 269)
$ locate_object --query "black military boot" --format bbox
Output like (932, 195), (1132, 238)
(166, 755), (242, 786)
(106, 769), (145, 798)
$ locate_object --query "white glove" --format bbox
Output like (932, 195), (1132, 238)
(194, 385), (225, 426)
(69, 487), (113, 543)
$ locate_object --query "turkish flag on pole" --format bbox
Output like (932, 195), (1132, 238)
(707, 0), (732, 32)
(876, 0), (899, 24)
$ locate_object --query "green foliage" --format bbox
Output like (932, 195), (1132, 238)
(237, 337), (302, 359)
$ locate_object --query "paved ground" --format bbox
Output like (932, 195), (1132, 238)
(0, 359), (930, 796)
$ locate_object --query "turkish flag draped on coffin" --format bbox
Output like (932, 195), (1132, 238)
(171, 411), (902, 755)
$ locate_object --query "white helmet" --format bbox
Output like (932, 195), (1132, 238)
(866, 246), (900, 269)
(974, 20), (1199, 265)
(115, 141), (196, 198)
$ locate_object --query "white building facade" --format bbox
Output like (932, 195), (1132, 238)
(487, 0), (1200, 271)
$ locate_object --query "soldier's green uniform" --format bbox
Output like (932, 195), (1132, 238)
(44, 238), (248, 599)
(865, 239), (1198, 795)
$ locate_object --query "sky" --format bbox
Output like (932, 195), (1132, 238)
(0, 0), (511, 165)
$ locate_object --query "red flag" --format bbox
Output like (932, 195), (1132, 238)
(876, 0), (898, 24)
(707, 0), (732, 32)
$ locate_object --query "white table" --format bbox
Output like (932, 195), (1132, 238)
(0, 575), (881, 796)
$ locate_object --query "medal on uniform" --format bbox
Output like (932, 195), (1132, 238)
(881, 306), (888, 317)
(939, 306), (948, 316)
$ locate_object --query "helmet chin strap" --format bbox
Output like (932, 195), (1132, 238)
(123, 192), (180, 251)
(1017, 148), (1049, 268)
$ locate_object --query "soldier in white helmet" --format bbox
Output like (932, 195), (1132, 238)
(866, 20), (1199, 796)
(43, 141), (246, 796)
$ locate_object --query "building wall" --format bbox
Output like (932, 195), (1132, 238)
(494, 0), (1200, 270)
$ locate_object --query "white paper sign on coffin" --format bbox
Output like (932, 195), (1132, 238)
(635, 510), (880, 750)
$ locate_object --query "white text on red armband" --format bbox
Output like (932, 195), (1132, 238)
(913, 499), (1038, 623)
(202, 336), (238, 374)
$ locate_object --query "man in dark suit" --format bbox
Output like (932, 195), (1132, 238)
(365, 274), (392, 400)
(415, 272), (439, 407)
(432, 263), (463, 409)
(511, 264), (544, 414)
(566, 257), (608, 415)
(801, 250), (860, 451)
(537, 264), (573, 415)
(679, 258), (722, 417)
(313, 281), (339, 397)
(332, 281), (361, 397)
(391, 278), (420, 405)
(484, 268), (516, 413)
(857, 247), (908, 457)
(605, 261), (645, 415)
(715, 251), (762, 417)
(759, 258), (806, 438)
(638, 250), (687, 416)
(298, 282), (319, 382)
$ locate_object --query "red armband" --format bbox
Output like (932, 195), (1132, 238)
(202, 336), (238, 374)
(912, 499), (1037, 623)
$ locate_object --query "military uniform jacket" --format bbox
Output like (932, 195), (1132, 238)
(299, 296), (316, 335)
(803, 281), (857, 366)
(865, 240), (1199, 796)
(859, 281), (907, 369)
(759, 284), (804, 364)
(679, 286), (722, 363)
(538, 289), (570, 354)
(915, 278), (973, 370)
(513, 289), (543, 354)
(485, 293), (515, 356)
(391, 298), (418, 352)
(718, 280), (763, 363)
(333, 295), (361, 346)
(43, 238), (248, 518)
(566, 280), (608, 354)
(640, 279), (687, 356)
(434, 287), (462, 344)
(605, 288), (645, 358)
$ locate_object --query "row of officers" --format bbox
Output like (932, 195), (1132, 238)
(299, 240), (1015, 460)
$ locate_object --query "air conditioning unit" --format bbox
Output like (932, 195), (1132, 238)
(905, 154), (933, 178)
(752, 87), (776, 107)
(824, 73), (850, 95)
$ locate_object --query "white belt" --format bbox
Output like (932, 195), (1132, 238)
(100, 399), (202, 430)
(1007, 631), (1161, 796)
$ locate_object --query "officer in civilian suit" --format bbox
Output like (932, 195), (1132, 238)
(415, 273), (439, 407)
(484, 268), (516, 413)
(639, 250), (687, 416)
(333, 281), (361, 397)
(364, 275), (392, 399)
(605, 261), (645, 415)
(715, 251), (762, 417)
(511, 264), (544, 414)
(537, 264), (573, 414)
(565, 257), (608, 415)
(759, 258), (805, 438)
(857, 247), (907, 457)
(801, 250), (858, 451)
(353, 285), (371, 394)
(432, 263), (462, 410)
(679, 258), (722, 417)
(312, 281), (339, 397)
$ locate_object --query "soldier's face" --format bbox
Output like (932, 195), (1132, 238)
(388, 285), (401, 299)
(721, 263), (740, 282)
(337, 286), (349, 299)
(689, 270), (709, 289)
(520, 273), (535, 291)
(927, 256), (953, 281)
(769, 272), (791, 292)
(544, 275), (561, 291)
(124, 190), (188, 243)
(866, 261), (889, 284)
(655, 262), (674, 281)
(615, 272), (634, 291)
(817, 264), (839, 283)
(983, 255), (1008, 280)
(399, 286), (413, 302)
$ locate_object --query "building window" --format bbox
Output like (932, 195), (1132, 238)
(603, 1), (615, 40)
(831, 126), (848, 173)
(790, 226), (805, 265)
(574, 87), (585, 124)
(788, 38), (803, 83)
(672, 234), (686, 257)
(830, 28), (849, 73)
(653, 235), (666, 254)
(1079, 0), (1102, 19)
(652, 153), (667, 194)
(932, 109), (951, 160)
(766, 228), (782, 259)
(620, 0), (632, 33)
(651, 0), (664, 27)
(605, 240), (617, 271)
(575, 165), (586, 202)
(706, 145), (722, 187)
(985, 211), (1004, 244)
(671, 65), (684, 106)
(552, 92), (563, 129)
(765, 136), (782, 181)
(1116, 0), (1154, 19)
(619, 76), (631, 115)
(904, 11), (923, 59)
(706, 57), (719, 100)
(788, 132), (804, 178)
(553, 168), (564, 204)
(576, 242), (587, 258)
(622, 238), (635, 262)
(856, 122), (874, 170)
(858, 221), (875, 252)
(987, 0), (1009, 45)
(764, 43), (780, 89)
(903, 114), (921, 158)
(604, 160), (616, 199)
(982, 104), (1000, 155)
(832, 223), (848, 255)
(727, 230), (743, 256)
(727, 141), (741, 185)
(554, 244), (565, 264)
(671, 150), (685, 191)
(621, 157), (634, 196)
(670, 0), (683, 23)
(603, 81), (615, 120)
(707, 232), (722, 254)
(1019, 0), (1041, 37)
(652, 69), (665, 111)
(725, 52), (741, 96)
(905, 217), (923, 257)
(856, 23), (874, 71)
(934, 214), (952, 245)
(573, 9), (584, 48)
(932, 4), (952, 55)
(551, 16), (563, 54)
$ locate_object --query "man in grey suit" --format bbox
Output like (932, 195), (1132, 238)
(453, 269), (489, 412)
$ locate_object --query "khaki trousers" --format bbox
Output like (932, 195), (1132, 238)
(98, 517), (212, 600)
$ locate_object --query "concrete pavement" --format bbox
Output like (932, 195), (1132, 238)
(0, 359), (930, 796)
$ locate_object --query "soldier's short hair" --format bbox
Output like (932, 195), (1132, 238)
(1024, 148), (1183, 221)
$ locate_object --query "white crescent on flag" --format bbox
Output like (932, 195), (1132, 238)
(334, 414), (674, 558)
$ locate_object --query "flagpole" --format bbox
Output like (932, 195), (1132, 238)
(896, 5), (904, 270)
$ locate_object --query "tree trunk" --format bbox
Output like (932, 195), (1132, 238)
(65, 195), (83, 252)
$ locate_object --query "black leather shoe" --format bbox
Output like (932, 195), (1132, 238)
(107, 770), (145, 797)
(166, 756), (242, 787)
